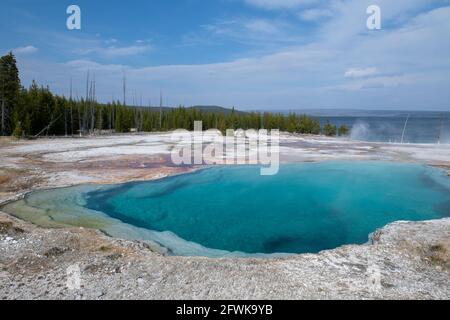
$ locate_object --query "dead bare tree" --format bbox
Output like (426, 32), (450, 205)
(109, 94), (114, 131)
(34, 113), (63, 138)
(159, 91), (163, 129)
(64, 97), (68, 137)
(1, 94), (5, 136)
(70, 78), (73, 136)
(96, 82), (102, 134)
(401, 114), (410, 144)
(77, 95), (82, 137)
(123, 72), (126, 107)
(79, 70), (90, 136)
(90, 74), (96, 134)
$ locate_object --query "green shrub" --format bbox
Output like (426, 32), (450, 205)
(323, 121), (337, 137)
(12, 121), (22, 138)
(338, 124), (350, 136)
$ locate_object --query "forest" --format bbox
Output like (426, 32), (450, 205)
(0, 53), (348, 138)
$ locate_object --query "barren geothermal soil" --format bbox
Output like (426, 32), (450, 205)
(0, 133), (449, 299)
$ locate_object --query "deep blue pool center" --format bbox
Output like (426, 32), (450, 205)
(82, 162), (450, 255)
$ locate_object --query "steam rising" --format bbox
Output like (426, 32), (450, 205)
(350, 121), (370, 141)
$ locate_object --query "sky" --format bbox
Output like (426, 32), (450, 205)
(1, 0), (450, 111)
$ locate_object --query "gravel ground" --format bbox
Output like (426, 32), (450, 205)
(1, 212), (449, 300)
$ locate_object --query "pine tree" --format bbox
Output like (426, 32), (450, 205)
(0, 57), (349, 137)
(338, 124), (350, 137)
(0, 52), (21, 135)
(12, 121), (22, 138)
(323, 121), (337, 137)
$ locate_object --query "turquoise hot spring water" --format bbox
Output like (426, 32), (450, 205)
(3, 161), (450, 257)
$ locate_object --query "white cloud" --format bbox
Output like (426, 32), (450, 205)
(298, 8), (334, 21)
(104, 38), (118, 45)
(12, 45), (38, 55)
(102, 45), (151, 57)
(75, 45), (151, 58)
(15, 2), (450, 110)
(344, 67), (378, 78)
(22, 30), (152, 60)
(197, 19), (300, 45)
(244, 0), (317, 10)
(338, 74), (413, 91)
(244, 19), (279, 34)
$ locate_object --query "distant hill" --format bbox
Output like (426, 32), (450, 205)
(133, 105), (246, 115)
(189, 105), (246, 115)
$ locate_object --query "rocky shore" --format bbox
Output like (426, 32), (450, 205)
(0, 134), (449, 299)
(1, 211), (449, 299)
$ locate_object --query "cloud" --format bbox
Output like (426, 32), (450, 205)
(12, 45), (38, 55)
(104, 38), (118, 45)
(344, 67), (378, 78)
(195, 18), (300, 45)
(18, 30), (152, 60)
(244, 19), (279, 34)
(136, 39), (152, 44)
(244, 0), (317, 10)
(298, 8), (334, 21)
(102, 45), (151, 57)
(75, 45), (151, 58)
(338, 74), (413, 91)
(14, 2), (450, 110)
(65, 59), (124, 73)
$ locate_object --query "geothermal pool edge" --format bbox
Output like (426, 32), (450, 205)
(3, 162), (449, 258)
(1, 134), (449, 299)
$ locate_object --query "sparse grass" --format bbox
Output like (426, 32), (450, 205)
(44, 247), (70, 258)
(426, 243), (450, 268)
(0, 221), (13, 234)
(0, 220), (24, 235)
(430, 244), (446, 253)
(99, 245), (112, 252)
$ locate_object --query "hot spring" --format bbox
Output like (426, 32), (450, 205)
(3, 162), (450, 257)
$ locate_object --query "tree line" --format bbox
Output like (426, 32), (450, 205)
(0, 53), (349, 138)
